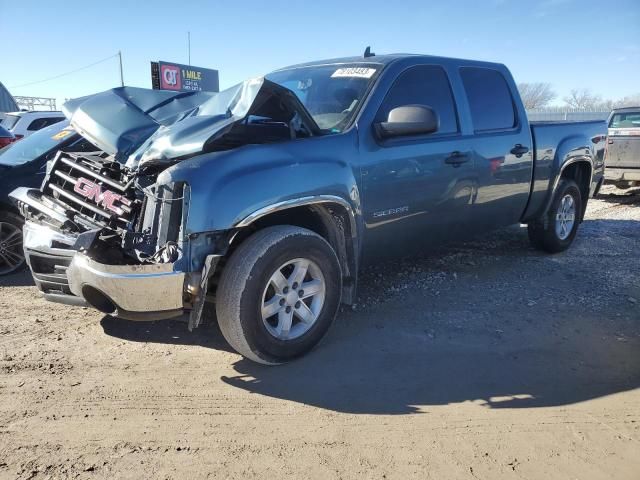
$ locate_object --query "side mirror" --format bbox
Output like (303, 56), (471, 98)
(374, 105), (439, 139)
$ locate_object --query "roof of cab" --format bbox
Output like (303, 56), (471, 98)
(611, 106), (640, 113)
(274, 53), (506, 71)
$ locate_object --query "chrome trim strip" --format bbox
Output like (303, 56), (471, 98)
(59, 156), (126, 191)
(551, 156), (594, 194)
(9, 187), (69, 224)
(49, 184), (113, 219)
(52, 170), (132, 214)
(53, 169), (78, 185)
(235, 195), (357, 235)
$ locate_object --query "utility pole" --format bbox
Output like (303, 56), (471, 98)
(118, 50), (124, 87)
(188, 32), (191, 65)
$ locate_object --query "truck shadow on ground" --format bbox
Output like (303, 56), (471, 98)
(100, 220), (639, 415)
(100, 305), (234, 353)
(219, 315), (640, 414)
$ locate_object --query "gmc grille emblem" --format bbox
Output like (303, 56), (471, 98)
(73, 177), (131, 216)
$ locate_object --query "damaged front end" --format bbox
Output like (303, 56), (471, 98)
(11, 77), (319, 323)
(13, 150), (198, 321)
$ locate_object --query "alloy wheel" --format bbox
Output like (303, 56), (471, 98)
(0, 221), (24, 275)
(555, 194), (576, 241)
(261, 258), (326, 340)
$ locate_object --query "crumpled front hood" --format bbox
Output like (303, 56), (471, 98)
(62, 87), (211, 161)
(62, 78), (318, 171)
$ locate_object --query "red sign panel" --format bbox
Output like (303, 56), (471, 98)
(159, 64), (182, 91)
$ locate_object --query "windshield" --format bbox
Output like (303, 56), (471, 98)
(609, 111), (640, 129)
(0, 114), (20, 130)
(267, 64), (381, 132)
(0, 120), (75, 166)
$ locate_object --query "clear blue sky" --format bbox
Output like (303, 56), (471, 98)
(1, 0), (638, 109)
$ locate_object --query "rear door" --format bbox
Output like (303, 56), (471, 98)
(458, 67), (533, 230)
(360, 64), (475, 259)
(607, 110), (640, 169)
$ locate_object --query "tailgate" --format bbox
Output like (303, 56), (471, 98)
(607, 130), (640, 168)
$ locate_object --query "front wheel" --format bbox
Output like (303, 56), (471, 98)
(527, 178), (582, 253)
(216, 226), (342, 364)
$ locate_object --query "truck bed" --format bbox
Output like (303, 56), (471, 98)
(523, 120), (607, 221)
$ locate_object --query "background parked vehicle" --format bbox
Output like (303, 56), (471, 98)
(13, 54), (606, 364)
(0, 121), (95, 275)
(0, 81), (18, 113)
(0, 125), (16, 148)
(0, 110), (66, 140)
(605, 107), (640, 189)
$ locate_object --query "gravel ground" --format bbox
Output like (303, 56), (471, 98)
(0, 185), (638, 480)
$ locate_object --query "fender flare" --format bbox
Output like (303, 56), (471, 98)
(233, 195), (360, 304)
(540, 132), (595, 218)
(235, 194), (357, 233)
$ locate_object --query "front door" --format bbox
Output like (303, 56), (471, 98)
(359, 65), (475, 261)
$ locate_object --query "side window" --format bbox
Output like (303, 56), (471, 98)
(47, 117), (65, 128)
(460, 67), (516, 132)
(27, 118), (47, 131)
(376, 65), (458, 135)
(27, 117), (64, 131)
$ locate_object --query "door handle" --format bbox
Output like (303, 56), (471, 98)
(445, 151), (470, 167)
(510, 144), (529, 157)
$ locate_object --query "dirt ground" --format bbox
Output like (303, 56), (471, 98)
(0, 185), (638, 480)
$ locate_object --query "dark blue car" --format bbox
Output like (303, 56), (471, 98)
(0, 121), (94, 274)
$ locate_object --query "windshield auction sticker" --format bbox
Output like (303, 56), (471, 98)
(331, 67), (377, 79)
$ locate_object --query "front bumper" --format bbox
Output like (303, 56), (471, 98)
(22, 221), (86, 306)
(67, 253), (185, 320)
(23, 221), (186, 321)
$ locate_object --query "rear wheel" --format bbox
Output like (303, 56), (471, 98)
(527, 179), (582, 253)
(0, 211), (25, 276)
(216, 225), (342, 364)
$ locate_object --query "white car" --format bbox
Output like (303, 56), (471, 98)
(0, 111), (66, 140)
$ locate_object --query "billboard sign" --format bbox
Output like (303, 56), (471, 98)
(151, 61), (219, 93)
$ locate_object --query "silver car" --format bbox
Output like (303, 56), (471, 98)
(605, 107), (640, 189)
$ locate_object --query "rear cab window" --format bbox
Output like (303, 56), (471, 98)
(460, 67), (516, 132)
(609, 111), (640, 130)
(375, 64), (459, 135)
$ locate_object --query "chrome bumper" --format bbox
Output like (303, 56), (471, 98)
(67, 254), (186, 320)
(22, 221), (86, 306)
(10, 187), (70, 225)
(22, 221), (186, 321)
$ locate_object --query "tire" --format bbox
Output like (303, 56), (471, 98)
(527, 179), (582, 253)
(216, 225), (342, 365)
(0, 211), (25, 276)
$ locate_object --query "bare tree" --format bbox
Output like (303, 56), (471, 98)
(563, 89), (603, 109)
(611, 93), (640, 108)
(517, 82), (556, 109)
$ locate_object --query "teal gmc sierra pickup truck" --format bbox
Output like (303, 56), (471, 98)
(10, 52), (606, 364)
